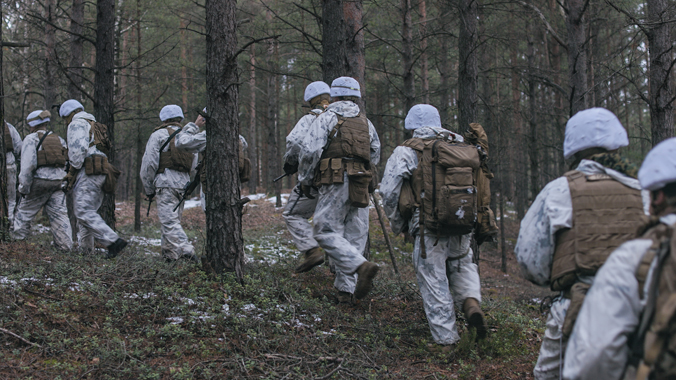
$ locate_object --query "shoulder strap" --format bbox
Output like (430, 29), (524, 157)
(35, 130), (52, 152)
(159, 127), (182, 153)
(402, 138), (425, 152)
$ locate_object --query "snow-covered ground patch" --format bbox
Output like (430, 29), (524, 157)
(244, 237), (297, 264)
(31, 224), (51, 234)
(183, 198), (202, 210)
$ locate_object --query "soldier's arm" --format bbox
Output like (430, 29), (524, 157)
(514, 177), (573, 286)
(284, 115), (312, 167)
(7, 123), (22, 155)
(139, 131), (161, 195)
(563, 239), (651, 380)
(17, 134), (38, 194)
(66, 120), (90, 170)
(174, 122), (206, 153)
(380, 146), (418, 235)
(297, 113), (334, 185)
(367, 119), (381, 166)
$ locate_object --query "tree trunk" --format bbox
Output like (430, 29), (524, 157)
(439, 36), (451, 126)
(401, 0), (415, 112)
(458, 0), (479, 128)
(68, 0), (84, 99)
(267, 40), (281, 206)
(527, 20), (540, 197)
(204, 0), (244, 278)
(44, 0), (57, 109)
(511, 50), (527, 220)
(565, 0), (589, 116)
(419, 0), (429, 104)
(248, 47), (258, 195)
(322, 0), (366, 108)
(134, 0), (143, 232)
(646, 0), (674, 145)
(94, 0), (117, 228)
(180, 15), (189, 111)
(0, 7), (8, 241)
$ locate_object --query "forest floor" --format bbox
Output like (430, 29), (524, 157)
(0, 190), (552, 379)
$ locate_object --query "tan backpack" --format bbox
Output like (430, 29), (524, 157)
(400, 136), (481, 241)
(86, 120), (112, 156)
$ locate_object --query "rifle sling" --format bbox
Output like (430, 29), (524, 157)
(36, 130), (52, 152)
(159, 127), (182, 153)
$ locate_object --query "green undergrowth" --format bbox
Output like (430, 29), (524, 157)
(0, 205), (543, 379)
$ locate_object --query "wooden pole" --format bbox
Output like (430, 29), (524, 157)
(371, 192), (399, 275)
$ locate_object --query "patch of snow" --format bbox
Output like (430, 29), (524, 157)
(266, 193), (290, 206)
(128, 236), (161, 247)
(166, 317), (184, 325)
(31, 224), (51, 234)
(248, 193), (267, 201)
(183, 197), (202, 210)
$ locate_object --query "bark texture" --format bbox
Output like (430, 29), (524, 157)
(134, 0), (143, 232)
(458, 0), (479, 128)
(44, 0), (57, 109)
(205, 0), (244, 278)
(0, 7), (7, 240)
(68, 0), (84, 99)
(248, 48), (258, 195)
(322, 0), (366, 107)
(94, 0), (116, 227)
(401, 0), (415, 112)
(565, 0), (589, 116)
(646, 0), (674, 145)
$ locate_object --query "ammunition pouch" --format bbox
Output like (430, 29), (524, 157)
(346, 160), (372, 208)
(84, 155), (120, 194)
(561, 282), (591, 338)
(316, 157), (345, 185)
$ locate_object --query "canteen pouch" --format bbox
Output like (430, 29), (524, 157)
(239, 156), (251, 183)
(561, 282), (591, 338)
(102, 162), (121, 194)
(398, 179), (416, 220)
(346, 161), (371, 208)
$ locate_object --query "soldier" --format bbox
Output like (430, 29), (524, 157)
(282, 81), (352, 300)
(12, 110), (72, 250)
(4, 120), (22, 227)
(295, 76), (381, 300)
(174, 108), (249, 212)
(380, 104), (486, 350)
(515, 108), (649, 379)
(563, 137), (676, 380)
(59, 99), (127, 258)
(140, 105), (198, 262)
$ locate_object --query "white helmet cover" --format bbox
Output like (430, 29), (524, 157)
(27, 110), (51, 127)
(159, 105), (184, 122)
(330, 77), (361, 98)
(563, 107), (628, 159)
(639, 137), (676, 191)
(59, 99), (84, 118)
(405, 104), (442, 130)
(304, 81), (331, 102)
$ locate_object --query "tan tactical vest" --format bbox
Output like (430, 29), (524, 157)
(398, 136), (481, 237)
(155, 123), (194, 174)
(320, 113), (371, 163)
(550, 170), (644, 291)
(35, 131), (68, 168)
(198, 138), (251, 190)
(86, 119), (112, 156)
(4, 123), (13, 152)
(630, 220), (676, 380)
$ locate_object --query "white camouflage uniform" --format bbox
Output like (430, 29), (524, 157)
(282, 109), (322, 255)
(296, 100), (380, 294)
(5, 122), (22, 226)
(174, 122), (247, 212)
(12, 129), (72, 250)
(515, 160), (650, 380)
(380, 126), (481, 345)
(67, 111), (120, 252)
(559, 217), (676, 380)
(140, 126), (198, 260)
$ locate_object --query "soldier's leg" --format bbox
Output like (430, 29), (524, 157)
(534, 298), (570, 380)
(413, 233), (460, 345)
(156, 188), (194, 260)
(7, 164), (17, 227)
(312, 182), (366, 274)
(12, 182), (51, 240)
(445, 236), (481, 310)
(283, 184), (319, 254)
(73, 173), (119, 251)
(334, 205), (369, 294)
(44, 185), (74, 251)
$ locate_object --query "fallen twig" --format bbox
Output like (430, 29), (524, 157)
(314, 362), (343, 380)
(0, 327), (42, 348)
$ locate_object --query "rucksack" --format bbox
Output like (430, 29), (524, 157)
(400, 135), (481, 239)
(86, 120), (112, 156)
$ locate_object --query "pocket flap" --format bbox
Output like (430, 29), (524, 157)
(445, 167), (473, 186)
(319, 158), (330, 171)
(330, 158), (343, 170)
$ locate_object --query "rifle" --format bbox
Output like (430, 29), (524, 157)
(173, 164), (202, 212)
(273, 172), (290, 182)
(146, 196), (154, 217)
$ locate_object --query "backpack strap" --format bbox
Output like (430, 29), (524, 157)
(35, 130), (52, 152)
(159, 127), (182, 153)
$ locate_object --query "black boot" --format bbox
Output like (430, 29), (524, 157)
(106, 238), (128, 259)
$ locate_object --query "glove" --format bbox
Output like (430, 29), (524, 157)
(300, 184), (315, 199)
(61, 166), (78, 192)
(283, 162), (298, 176)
